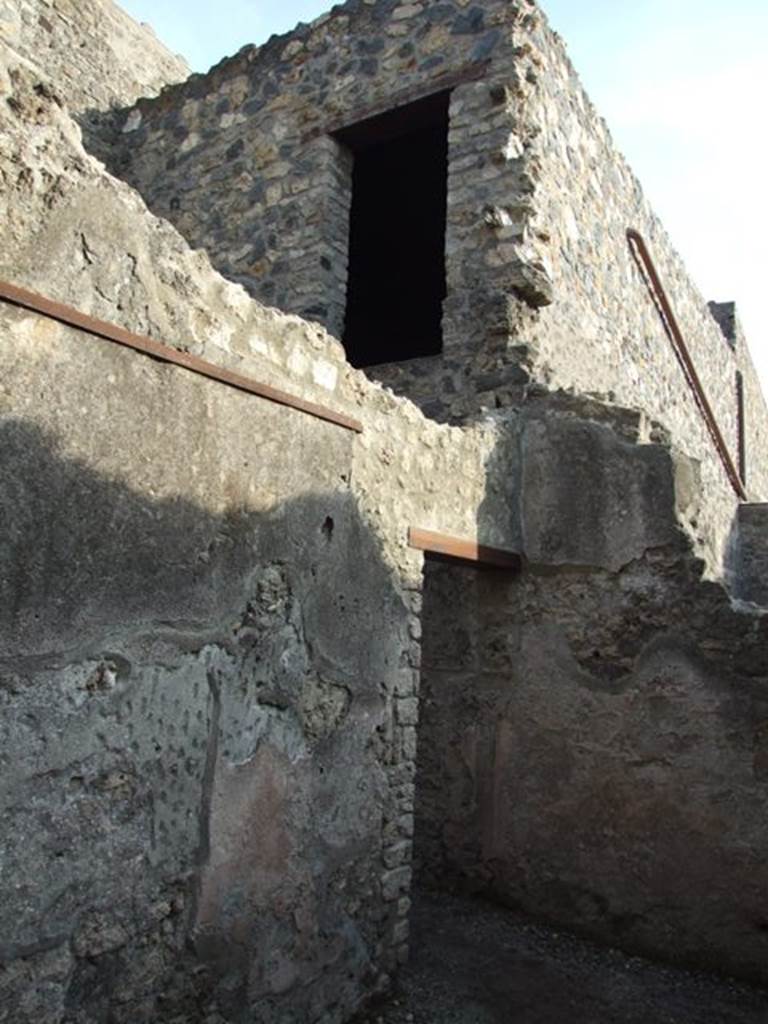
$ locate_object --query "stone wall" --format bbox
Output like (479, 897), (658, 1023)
(415, 413), (768, 983)
(373, 10), (768, 551)
(0, 55), (512, 1022)
(0, 0), (188, 115)
(5, 1), (768, 1018)
(732, 504), (768, 606)
(0, 317), (395, 1024)
(506, 15), (768, 565)
(111, 0), (543, 361)
(108, 0), (768, 575)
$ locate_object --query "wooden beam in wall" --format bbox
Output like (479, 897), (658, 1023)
(408, 527), (521, 571)
(307, 60), (491, 143)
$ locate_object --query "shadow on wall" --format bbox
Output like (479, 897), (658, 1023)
(74, 107), (131, 168)
(413, 411), (768, 984)
(0, 418), (406, 1024)
(412, 417), (523, 893)
(725, 502), (768, 607)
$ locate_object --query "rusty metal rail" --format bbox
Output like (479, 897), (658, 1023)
(409, 527), (521, 570)
(0, 279), (363, 434)
(626, 229), (745, 499)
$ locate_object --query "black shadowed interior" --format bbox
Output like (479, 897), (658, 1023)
(336, 91), (450, 368)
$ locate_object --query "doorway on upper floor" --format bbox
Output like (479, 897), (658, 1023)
(334, 90), (450, 369)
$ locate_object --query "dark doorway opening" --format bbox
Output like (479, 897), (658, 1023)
(414, 557), (509, 893)
(335, 91), (450, 368)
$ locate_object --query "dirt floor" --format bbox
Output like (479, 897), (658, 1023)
(354, 892), (768, 1024)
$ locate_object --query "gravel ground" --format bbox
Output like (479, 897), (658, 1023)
(353, 892), (768, 1024)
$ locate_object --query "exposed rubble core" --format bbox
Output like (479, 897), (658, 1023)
(2, 1), (768, 1022)
(0, 0), (188, 113)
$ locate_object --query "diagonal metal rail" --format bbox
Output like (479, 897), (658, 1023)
(626, 229), (745, 500)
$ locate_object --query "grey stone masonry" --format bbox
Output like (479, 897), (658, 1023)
(415, 539), (768, 985)
(109, 0), (768, 574)
(110, 0), (552, 406)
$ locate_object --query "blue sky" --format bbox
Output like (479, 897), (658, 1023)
(120, 0), (768, 387)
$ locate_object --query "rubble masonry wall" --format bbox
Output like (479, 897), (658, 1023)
(111, 0), (768, 572)
(0, 0), (188, 114)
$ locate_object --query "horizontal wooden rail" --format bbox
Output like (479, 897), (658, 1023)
(409, 527), (521, 570)
(626, 230), (745, 499)
(0, 280), (363, 434)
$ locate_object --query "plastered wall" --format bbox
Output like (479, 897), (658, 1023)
(0, 55), (512, 1022)
(416, 516), (768, 984)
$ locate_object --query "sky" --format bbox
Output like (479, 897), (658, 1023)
(120, 0), (768, 388)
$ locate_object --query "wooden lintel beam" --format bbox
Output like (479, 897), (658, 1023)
(408, 527), (521, 570)
(305, 60), (490, 144)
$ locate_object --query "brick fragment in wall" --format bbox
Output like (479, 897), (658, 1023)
(381, 866), (412, 902)
(396, 697), (419, 725)
(383, 841), (412, 870)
